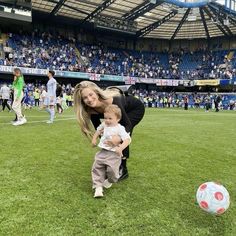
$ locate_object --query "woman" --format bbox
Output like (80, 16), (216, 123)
(74, 81), (145, 181)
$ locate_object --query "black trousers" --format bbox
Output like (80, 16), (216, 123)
(184, 103), (188, 110)
(2, 99), (11, 111)
(123, 101), (145, 159)
(35, 99), (39, 107)
(206, 103), (211, 111)
(215, 102), (219, 112)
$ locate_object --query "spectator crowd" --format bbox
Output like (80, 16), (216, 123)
(0, 30), (236, 81)
(0, 82), (235, 112)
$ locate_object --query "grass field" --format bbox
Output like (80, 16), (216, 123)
(0, 107), (235, 236)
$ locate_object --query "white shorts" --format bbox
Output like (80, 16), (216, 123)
(44, 96), (56, 106)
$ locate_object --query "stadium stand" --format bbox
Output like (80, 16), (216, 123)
(1, 31), (235, 81)
(2, 32), (79, 71)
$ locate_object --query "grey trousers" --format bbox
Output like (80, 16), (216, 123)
(92, 149), (121, 188)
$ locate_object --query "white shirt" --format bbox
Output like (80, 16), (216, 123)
(97, 122), (131, 152)
(47, 77), (57, 97)
(40, 90), (47, 101)
(0, 85), (10, 99)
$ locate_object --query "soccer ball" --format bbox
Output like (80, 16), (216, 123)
(196, 182), (230, 215)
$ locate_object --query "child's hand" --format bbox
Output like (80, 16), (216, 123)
(115, 146), (123, 157)
(98, 128), (104, 136)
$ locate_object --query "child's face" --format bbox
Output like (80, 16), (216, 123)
(104, 112), (119, 127)
(13, 70), (21, 77)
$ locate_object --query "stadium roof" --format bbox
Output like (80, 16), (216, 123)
(31, 0), (236, 40)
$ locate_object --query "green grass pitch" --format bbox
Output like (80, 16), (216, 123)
(0, 108), (235, 235)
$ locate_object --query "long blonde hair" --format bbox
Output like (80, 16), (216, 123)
(73, 81), (121, 139)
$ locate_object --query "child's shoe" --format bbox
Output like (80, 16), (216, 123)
(94, 187), (103, 198)
(103, 179), (112, 189)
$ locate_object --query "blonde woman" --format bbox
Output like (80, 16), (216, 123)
(74, 81), (145, 181)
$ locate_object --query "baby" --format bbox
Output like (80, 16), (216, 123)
(91, 104), (131, 198)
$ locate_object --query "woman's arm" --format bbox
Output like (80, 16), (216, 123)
(91, 131), (100, 147)
(91, 122), (104, 146)
(115, 138), (131, 157)
(104, 135), (121, 147)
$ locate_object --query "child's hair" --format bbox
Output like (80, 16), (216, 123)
(104, 104), (122, 120)
(13, 68), (22, 75)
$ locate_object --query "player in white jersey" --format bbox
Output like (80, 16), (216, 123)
(0, 83), (11, 111)
(44, 70), (57, 124)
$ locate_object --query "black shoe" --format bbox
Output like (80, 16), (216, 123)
(118, 168), (129, 181)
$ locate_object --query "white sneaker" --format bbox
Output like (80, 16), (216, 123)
(103, 179), (112, 189)
(94, 187), (104, 198)
(13, 117), (27, 126)
(46, 120), (53, 124)
(13, 120), (23, 126)
(21, 117), (27, 124)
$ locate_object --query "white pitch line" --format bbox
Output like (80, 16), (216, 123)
(0, 115), (75, 118)
(1, 117), (76, 125)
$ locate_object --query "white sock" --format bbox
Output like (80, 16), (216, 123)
(46, 108), (50, 114)
(50, 109), (55, 122)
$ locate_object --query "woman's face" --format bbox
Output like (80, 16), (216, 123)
(81, 88), (99, 108)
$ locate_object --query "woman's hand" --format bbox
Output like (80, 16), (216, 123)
(115, 146), (123, 157)
(104, 135), (121, 147)
(91, 138), (97, 147)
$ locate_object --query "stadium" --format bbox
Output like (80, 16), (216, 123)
(0, 0), (235, 235)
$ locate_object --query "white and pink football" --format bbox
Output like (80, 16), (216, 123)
(196, 182), (230, 215)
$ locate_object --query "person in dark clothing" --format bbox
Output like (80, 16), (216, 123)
(56, 83), (63, 114)
(34, 89), (40, 107)
(214, 95), (221, 112)
(183, 95), (188, 110)
(205, 93), (211, 112)
(73, 81), (145, 181)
